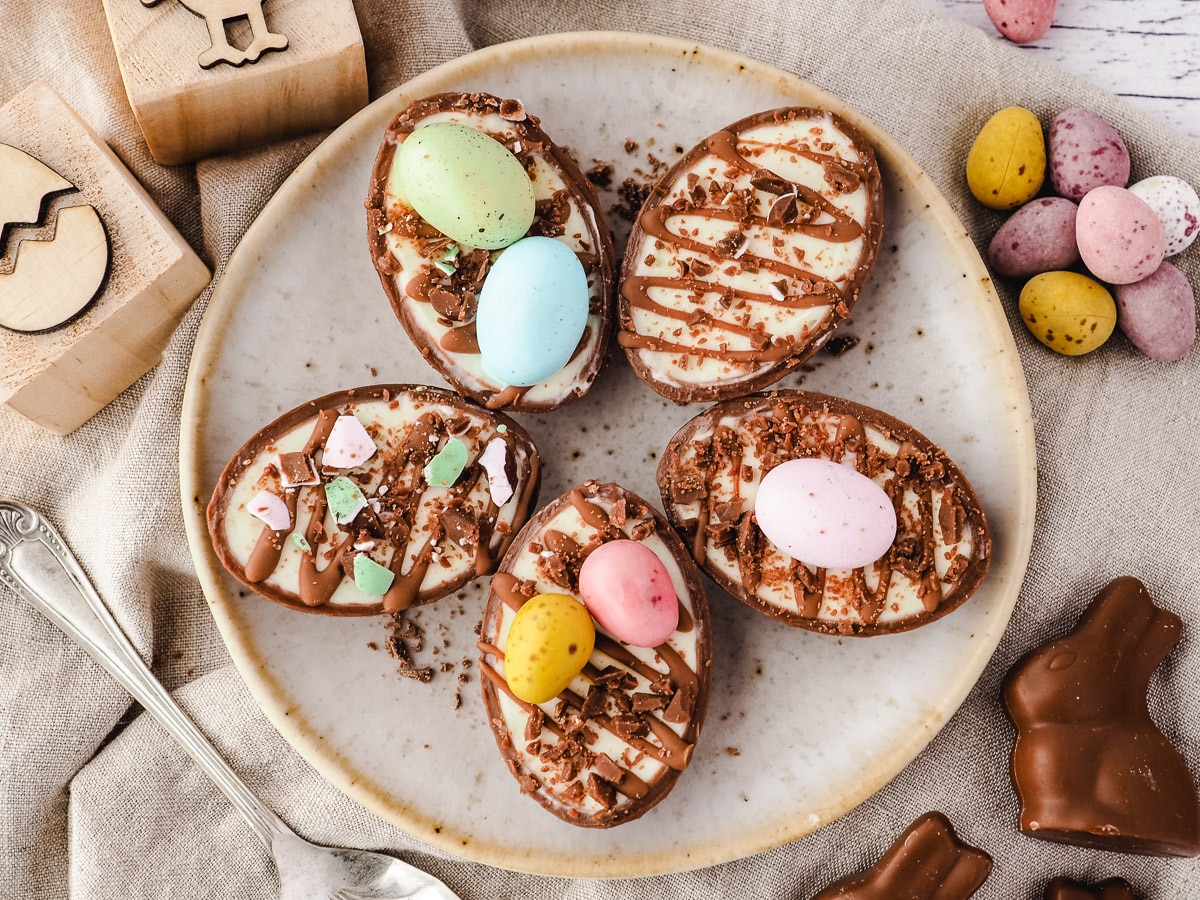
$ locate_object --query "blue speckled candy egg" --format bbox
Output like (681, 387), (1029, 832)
(477, 236), (589, 386)
(391, 121), (534, 249)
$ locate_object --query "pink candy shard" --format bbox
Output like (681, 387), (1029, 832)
(247, 490), (291, 532)
(479, 437), (514, 506)
(322, 415), (378, 468)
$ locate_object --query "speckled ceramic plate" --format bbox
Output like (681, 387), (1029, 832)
(180, 32), (1035, 878)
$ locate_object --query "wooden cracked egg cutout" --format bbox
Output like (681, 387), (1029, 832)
(141, 0), (288, 69)
(0, 144), (109, 334)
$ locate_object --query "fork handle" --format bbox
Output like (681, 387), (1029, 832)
(0, 500), (291, 850)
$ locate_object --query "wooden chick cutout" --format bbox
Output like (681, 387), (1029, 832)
(0, 144), (108, 333)
(1044, 877), (1136, 900)
(141, 0), (287, 68)
(811, 812), (992, 899)
(1004, 576), (1200, 856)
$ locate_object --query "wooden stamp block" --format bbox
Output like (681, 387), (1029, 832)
(102, 0), (369, 165)
(0, 82), (211, 434)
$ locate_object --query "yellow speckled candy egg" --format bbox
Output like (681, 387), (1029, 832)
(1019, 271), (1116, 355)
(391, 121), (535, 249)
(966, 107), (1046, 210)
(504, 592), (596, 704)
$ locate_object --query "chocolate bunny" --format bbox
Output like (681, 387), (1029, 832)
(811, 811), (992, 899)
(1004, 576), (1200, 856)
(1044, 876), (1136, 900)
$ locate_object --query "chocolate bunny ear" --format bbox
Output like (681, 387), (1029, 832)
(810, 812), (992, 899)
(1075, 577), (1183, 682)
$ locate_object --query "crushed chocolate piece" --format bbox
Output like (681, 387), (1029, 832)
(586, 160), (615, 190)
(823, 334), (859, 357)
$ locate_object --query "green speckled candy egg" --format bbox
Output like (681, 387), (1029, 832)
(1019, 271), (1116, 355)
(504, 592), (595, 704)
(391, 121), (535, 249)
(966, 106), (1046, 210)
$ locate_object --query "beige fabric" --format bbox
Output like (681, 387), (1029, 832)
(2, 1), (1199, 897)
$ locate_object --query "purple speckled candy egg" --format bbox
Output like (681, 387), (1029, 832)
(1076, 186), (1165, 285)
(1049, 108), (1131, 201)
(988, 197), (1079, 278)
(982, 0), (1057, 43)
(1128, 175), (1200, 257)
(1115, 261), (1196, 362)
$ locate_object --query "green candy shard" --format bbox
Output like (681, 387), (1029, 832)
(325, 476), (367, 524)
(496, 423), (508, 434)
(424, 438), (468, 487)
(353, 554), (395, 596)
(290, 533), (311, 553)
(434, 260), (456, 275)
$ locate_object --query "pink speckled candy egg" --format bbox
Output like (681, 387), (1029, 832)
(1115, 261), (1197, 362)
(983, 0), (1057, 43)
(578, 539), (679, 647)
(1049, 108), (1131, 201)
(754, 458), (897, 570)
(989, 197), (1079, 278)
(1076, 186), (1165, 285)
(1128, 175), (1200, 257)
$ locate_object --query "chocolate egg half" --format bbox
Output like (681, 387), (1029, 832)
(617, 106), (884, 402)
(657, 391), (990, 635)
(366, 92), (616, 412)
(207, 385), (540, 615)
(479, 481), (712, 827)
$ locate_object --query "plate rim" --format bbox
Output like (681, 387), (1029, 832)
(179, 29), (1037, 877)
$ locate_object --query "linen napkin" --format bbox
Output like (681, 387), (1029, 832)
(2, 1), (1199, 897)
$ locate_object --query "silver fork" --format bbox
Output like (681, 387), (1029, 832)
(0, 500), (463, 900)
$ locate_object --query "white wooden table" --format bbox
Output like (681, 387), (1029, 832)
(926, 0), (1200, 140)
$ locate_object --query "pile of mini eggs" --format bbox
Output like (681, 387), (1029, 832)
(393, 121), (591, 385)
(966, 106), (1198, 361)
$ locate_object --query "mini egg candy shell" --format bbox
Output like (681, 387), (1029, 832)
(1076, 186), (1166, 285)
(1128, 175), (1200, 257)
(504, 592), (596, 704)
(1019, 270), (1115, 356)
(476, 236), (590, 386)
(1115, 261), (1196, 362)
(577, 540), (679, 648)
(983, 0), (1056, 44)
(754, 458), (897, 570)
(391, 121), (535, 250)
(988, 197), (1079, 279)
(1049, 108), (1131, 201)
(966, 106), (1046, 210)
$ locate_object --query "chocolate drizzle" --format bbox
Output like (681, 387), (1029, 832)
(617, 106), (884, 403)
(207, 385), (541, 617)
(657, 391), (991, 636)
(479, 481), (711, 828)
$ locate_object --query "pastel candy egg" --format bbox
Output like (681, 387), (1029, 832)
(754, 458), (897, 570)
(578, 540), (679, 647)
(1019, 271), (1116, 355)
(391, 121), (534, 250)
(477, 236), (589, 386)
(967, 107), (1046, 210)
(1049, 108), (1130, 201)
(1076, 186), (1165, 285)
(988, 197), (1079, 278)
(983, 0), (1056, 43)
(1128, 175), (1200, 257)
(1115, 261), (1196, 362)
(504, 592), (596, 704)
